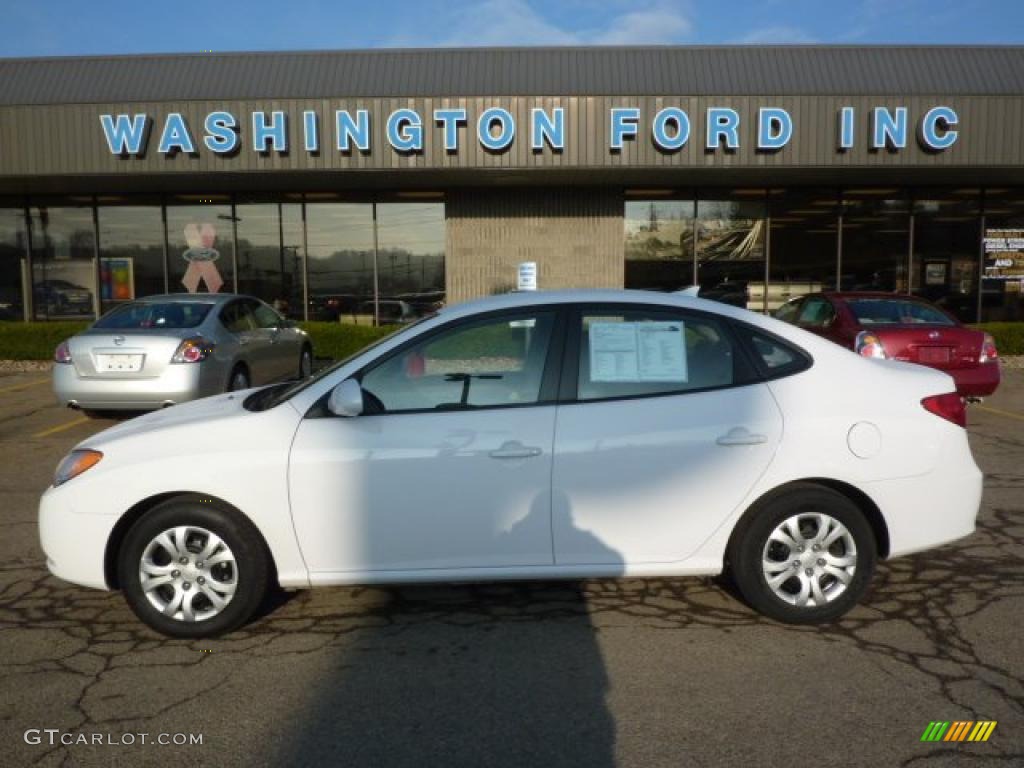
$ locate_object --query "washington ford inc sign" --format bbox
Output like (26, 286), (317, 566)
(99, 104), (960, 157)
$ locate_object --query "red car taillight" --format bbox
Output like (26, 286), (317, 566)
(855, 331), (887, 359)
(171, 337), (215, 364)
(922, 393), (967, 428)
(979, 333), (998, 364)
(54, 340), (72, 364)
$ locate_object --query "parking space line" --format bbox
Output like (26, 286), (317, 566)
(33, 416), (89, 438)
(0, 378), (49, 395)
(974, 404), (1024, 422)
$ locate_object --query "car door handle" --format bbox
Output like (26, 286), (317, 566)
(489, 442), (543, 459)
(716, 428), (768, 447)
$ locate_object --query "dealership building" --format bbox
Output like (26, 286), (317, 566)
(1, 45), (1023, 324)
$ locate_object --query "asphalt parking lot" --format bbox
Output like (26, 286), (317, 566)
(0, 369), (1022, 768)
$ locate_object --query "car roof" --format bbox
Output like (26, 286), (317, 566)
(437, 289), (746, 320)
(135, 293), (246, 305)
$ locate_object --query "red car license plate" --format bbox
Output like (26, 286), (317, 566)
(918, 346), (952, 364)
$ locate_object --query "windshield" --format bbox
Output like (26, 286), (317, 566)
(847, 298), (956, 327)
(94, 301), (212, 330)
(246, 315), (436, 411)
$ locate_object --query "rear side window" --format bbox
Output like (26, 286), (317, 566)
(94, 302), (210, 329)
(734, 324), (812, 379)
(220, 300), (257, 333)
(575, 310), (747, 401)
(796, 297), (836, 328)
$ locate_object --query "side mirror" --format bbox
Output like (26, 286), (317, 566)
(327, 378), (364, 417)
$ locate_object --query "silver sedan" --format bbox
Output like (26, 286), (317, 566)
(53, 294), (312, 415)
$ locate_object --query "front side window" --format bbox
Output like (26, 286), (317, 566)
(360, 312), (555, 412)
(252, 300), (283, 329)
(576, 310), (738, 401)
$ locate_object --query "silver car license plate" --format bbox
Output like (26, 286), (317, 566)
(96, 353), (144, 372)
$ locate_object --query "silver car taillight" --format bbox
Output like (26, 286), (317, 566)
(54, 340), (73, 364)
(171, 337), (215, 364)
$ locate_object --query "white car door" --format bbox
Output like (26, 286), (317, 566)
(552, 305), (785, 566)
(288, 309), (562, 575)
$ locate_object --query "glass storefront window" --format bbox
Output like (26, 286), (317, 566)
(305, 203), (375, 321)
(235, 202), (305, 318)
(97, 205), (166, 313)
(768, 190), (839, 312)
(912, 191), (981, 322)
(376, 203), (446, 321)
(623, 199), (695, 292)
(29, 205), (96, 320)
(981, 190), (1024, 322)
(165, 201), (234, 296)
(840, 191), (910, 293)
(0, 207), (28, 321)
(697, 194), (766, 311)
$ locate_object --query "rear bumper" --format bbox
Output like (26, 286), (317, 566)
(53, 362), (224, 410)
(947, 363), (1000, 397)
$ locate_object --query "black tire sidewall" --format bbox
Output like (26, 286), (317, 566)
(118, 499), (270, 638)
(228, 366), (249, 392)
(729, 486), (877, 624)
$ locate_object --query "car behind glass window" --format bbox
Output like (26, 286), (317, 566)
(361, 312), (555, 412)
(576, 310), (735, 401)
(94, 302), (210, 330)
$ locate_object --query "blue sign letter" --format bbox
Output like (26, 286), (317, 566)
(531, 108), (564, 151)
(610, 108), (640, 150)
(434, 109), (467, 151)
(158, 113), (196, 154)
(336, 110), (370, 152)
(478, 108), (515, 151)
(100, 114), (149, 155)
(757, 107), (792, 150)
(706, 108), (740, 150)
(838, 106), (855, 150)
(652, 107), (690, 151)
(203, 111), (238, 154)
(871, 107), (908, 149)
(252, 111), (288, 153)
(919, 106), (958, 150)
(387, 109), (423, 152)
(303, 111), (319, 153)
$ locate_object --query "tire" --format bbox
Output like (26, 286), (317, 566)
(227, 365), (250, 392)
(82, 409), (118, 420)
(727, 484), (877, 624)
(298, 345), (313, 379)
(117, 497), (271, 638)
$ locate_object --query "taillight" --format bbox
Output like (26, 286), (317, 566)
(855, 331), (887, 359)
(922, 393), (967, 428)
(54, 340), (72, 364)
(171, 337), (215, 364)
(979, 333), (998, 364)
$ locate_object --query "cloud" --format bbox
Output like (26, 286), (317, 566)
(736, 25), (816, 44)
(386, 1), (693, 48)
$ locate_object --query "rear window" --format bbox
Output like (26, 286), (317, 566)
(94, 301), (212, 330)
(847, 298), (955, 326)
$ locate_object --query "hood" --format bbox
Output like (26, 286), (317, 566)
(77, 390), (257, 449)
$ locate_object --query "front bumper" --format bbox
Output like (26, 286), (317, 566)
(38, 484), (117, 590)
(53, 361), (222, 410)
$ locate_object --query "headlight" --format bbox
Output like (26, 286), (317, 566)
(54, 449), (103, 487)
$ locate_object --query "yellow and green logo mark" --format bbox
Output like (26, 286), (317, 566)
(921, 721), (997, 742)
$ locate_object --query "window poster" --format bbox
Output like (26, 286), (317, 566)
(589, 321), (688, 383)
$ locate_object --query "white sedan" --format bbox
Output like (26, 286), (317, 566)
(39, 290), (982, 637)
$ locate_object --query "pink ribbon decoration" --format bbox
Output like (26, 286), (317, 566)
(181, 222), (224, 293)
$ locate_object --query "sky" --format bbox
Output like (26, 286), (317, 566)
(1, 0), (1022, 57)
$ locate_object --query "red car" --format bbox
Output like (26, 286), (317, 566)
(774, 292), (1000, 398)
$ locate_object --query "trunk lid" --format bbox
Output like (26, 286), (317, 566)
(871, 325), (983, 371)
(68, 329), (197, 379)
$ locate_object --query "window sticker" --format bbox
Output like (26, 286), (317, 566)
(589, 321), (688, 383)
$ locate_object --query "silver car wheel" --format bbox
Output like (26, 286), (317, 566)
(139, 525), (238, 622)
(229, 369), (249, 391)
(761, 513), (857, 608)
